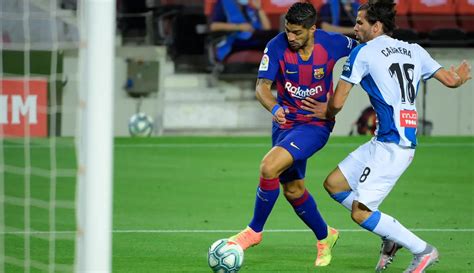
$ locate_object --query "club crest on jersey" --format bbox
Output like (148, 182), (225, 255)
(314, 68), (324, 79)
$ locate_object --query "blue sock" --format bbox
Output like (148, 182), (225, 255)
(360, 211), (381, 231)
(289, 190), (328, 240)
(248, 177), (280, 232)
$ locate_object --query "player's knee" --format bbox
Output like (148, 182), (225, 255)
(283, 184), (305, 201)
(259, 159), (279, 179)
(324, 169), (349, 194)
(323, 177), (337, 194)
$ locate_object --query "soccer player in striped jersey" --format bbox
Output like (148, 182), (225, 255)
(303, 0), (471, 272)
(229, 1), (357, 267)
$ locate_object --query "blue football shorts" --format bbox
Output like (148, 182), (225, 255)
(272, 123), (330, 183)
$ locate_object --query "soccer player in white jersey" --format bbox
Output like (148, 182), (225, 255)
(301, 0), (472, 272)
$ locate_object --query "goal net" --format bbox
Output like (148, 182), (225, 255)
(0, 0), (114, 272)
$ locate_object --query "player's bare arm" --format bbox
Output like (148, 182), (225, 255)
(434, 60), (472, 88)
(302, 80), (353, 119)
(255, 78), (275, 111)
(326, 80), (353, 119)
(252, 0), (271, 30)
(210, 22), (254, 32)
(256, 78), (288, 124)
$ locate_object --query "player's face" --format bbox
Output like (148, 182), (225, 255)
(284, 22), (314, 51)
(354, 10), (372, 43)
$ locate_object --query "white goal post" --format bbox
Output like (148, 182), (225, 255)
(75, 0), (115, 272)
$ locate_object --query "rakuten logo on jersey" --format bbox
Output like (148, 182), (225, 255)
(285, 82), (322, 99)
(400, 110), (417, 128)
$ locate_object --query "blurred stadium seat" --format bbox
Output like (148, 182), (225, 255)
(200, 0), (474, 80)
(428, 28), (467, 47)
(127, 0), (474, 78)
(455, 0), (474, 45)
(391, 0), (420, 44)
(154, 4), (183, 46)
(392, 28), (420, 43)
(394, 0), (410, 29)
(118, 0), (152, 44)
(152, 1), (208, 71)
(410, 0), (467, 46)
(410, 0), (458, 33)
(203, 0), (281, 80)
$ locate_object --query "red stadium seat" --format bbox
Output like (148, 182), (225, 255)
(395, 0), (409, 15)
(205, 0), (217, 16)
(267, 13), (283, 30)
(411, 0), (454, 13)
(261, 0), (298, 14)
(455, 0), (474, 33)
(225, 50), (263, 64)
(410, 0), (458, 33)
(409, 0), (468, 46)
(392, 1), (420, 44)
(394, 0), (410, 29)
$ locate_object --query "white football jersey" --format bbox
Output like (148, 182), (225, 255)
(341, 35), (442, 147)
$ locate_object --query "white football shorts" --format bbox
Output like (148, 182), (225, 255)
(338, 138), (415, 211)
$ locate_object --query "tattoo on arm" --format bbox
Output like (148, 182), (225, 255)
(256, 78), (273, 88)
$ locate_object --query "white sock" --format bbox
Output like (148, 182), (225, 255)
(370, 212), (427, 254)
(341, 191), (355, 211)
(331, 191), (355, 211)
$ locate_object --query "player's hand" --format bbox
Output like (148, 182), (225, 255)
(251, 0), (262, 10)
(301, 96), (329, 119)
(454, 60), (472, 85)
(271, 105), (289, 124)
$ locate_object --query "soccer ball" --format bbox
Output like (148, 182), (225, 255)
(128, 112), (153, 137)
(208, 239), (244, 273)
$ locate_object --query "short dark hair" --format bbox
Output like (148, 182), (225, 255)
(285, 1), (317, 29)
(359, 0), (396, 34)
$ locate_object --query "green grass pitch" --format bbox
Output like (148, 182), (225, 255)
(3, 136), (473, 272)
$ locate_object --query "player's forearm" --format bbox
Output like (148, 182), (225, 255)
(326, 104), (341, 120)
(256, 87), (277, 113)
(210, 22), (242, 32)
(434, 61), (472, 88)
(434, 69), (463, 88)
(255, 78), (277, 112)
(326, 91), (344, 119)
(257, 10), (271, 30)
(327, 80), (353, 119)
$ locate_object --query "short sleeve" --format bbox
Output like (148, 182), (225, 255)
(328, 32), (358, 60)
(257, 38), (281, 81)
(415, 44), (442, 80)
(340, 44), (369, 85)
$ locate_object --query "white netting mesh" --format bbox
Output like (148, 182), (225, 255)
(1, 0), (79, 272)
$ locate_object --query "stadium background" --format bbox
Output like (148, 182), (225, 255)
(61, 0), (474, 137)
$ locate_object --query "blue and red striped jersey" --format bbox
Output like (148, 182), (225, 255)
(258, 30), (357, 129)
